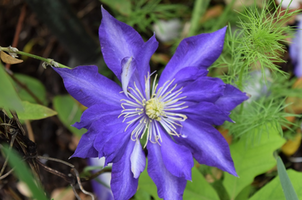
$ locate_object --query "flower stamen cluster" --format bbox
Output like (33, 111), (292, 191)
(119, 73), (188, 147)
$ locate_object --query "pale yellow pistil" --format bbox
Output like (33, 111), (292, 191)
(145, 98), (165, 121)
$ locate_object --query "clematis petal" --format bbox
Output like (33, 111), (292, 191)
(99, 7), (144, 80)
(159, 26), (226, 86)
(111, 141), (138, 200)
(173, 66), (209, 86)
(71, 128), (98, 158)
(158, 123), (193, 180)
(135, 34), (158, 86)
(175, 119), (237, 176)
(121, 57), (136, 96)
(180, 101), (232, 126)
(93, 116), (126, 159)
(73, 113), (122, 158)
(103, 120), (146, 166)
(180, 77), (225, 103)
(215, 84), (249, 112)
(130, 140), (146, 178)
(73, 104), (121, 130)
(53, 65), (123, 107)
(147, 142), (187, 200)
(103, 130), (131, 166)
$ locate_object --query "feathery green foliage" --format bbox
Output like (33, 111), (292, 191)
(211, 1), (302, 140)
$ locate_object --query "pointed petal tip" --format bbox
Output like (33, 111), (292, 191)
(229, 169), (238, 177)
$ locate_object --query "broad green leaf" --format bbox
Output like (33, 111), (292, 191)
(276, 157), (299, 200)
(0, 62), (23, 111)
(100, 0), (132, 16)
(223, 125), (286, 200)
(184, 167), (220, 200)
(12, 73), (47, 105)
(235, 185), (252, 200)
(17, 101), (57, 120)
(134, 188), (152, 200)
(2, 145), (48, 200)
(137, 161), (160, 200)
(53, 95), (85, 137)
(249, 170), (302, 200)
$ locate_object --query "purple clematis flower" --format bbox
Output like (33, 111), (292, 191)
(290, 17), (302, 77)
(53, 8), (248, 200)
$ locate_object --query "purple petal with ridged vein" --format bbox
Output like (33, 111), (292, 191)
(215, 84), (249, 112)
(130, 140), (146, 179)
(111, 141), (138, 200)
(173, 66), (209, 86)
(135, 34), (158, 87)
(159, 26), (227, 86)
(180, 101), (232, 126)
(103, 129), (132, 166)
(175, 119), (237, 176)
(99, 7), (144, 80)
(93, 116), (126, 159)
(71, 127), (98, 158)
(147, 142), (187, 200)
(102, 120), (143, 166)
(158, 123), (193, 180)
(53, 65), (123, 107)
(73, 112), (122, 158)
(73, 104), (121, 130)
(180, 77), (225, 103)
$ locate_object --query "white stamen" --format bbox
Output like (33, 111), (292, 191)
(119, 72), (188, 147)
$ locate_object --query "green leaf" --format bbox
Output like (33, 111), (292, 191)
(2, 145), (48, 200)
(17, 101), (57, 120)
(0, 62), (23, 111)
(249, 170), (302, 200)
(100, 0), (132, 16)
(223, 125), (286, 200)
(53, 95), (85, 137)
(184, 167), (220, 200)
(276, 157), (299, 200)
(235, 185), (252, 200)
(134, 188), (152, 200)
(12, 73), (47, 105)
(137, 162), (160, 200)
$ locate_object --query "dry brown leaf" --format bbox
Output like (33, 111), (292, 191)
(0, 51), (23, 64)
(51, 188), (75, 200)
(281, 130), (302, 156)
(16, 182), (32, 197)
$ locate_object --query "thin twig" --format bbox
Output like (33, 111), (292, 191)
(35, 159), (73, 184)
(0, 131), (17, 176)
(25, 120), (34, 142)
(71, 185), (82, 200)
(71, 168), (95, 200)
(5, 4), (26, 70)
(37, 155), (74, 168)
(0, 46), (70, 69)
(0, 168), (14, 180)
(82, 168), (112, 182)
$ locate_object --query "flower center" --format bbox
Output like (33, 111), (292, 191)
(119, 73), (188, 147)
(145, 98), (164, 121)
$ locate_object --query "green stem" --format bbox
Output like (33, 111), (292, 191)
(0, 46), (70, 69)
(188, 0), (210, 36)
